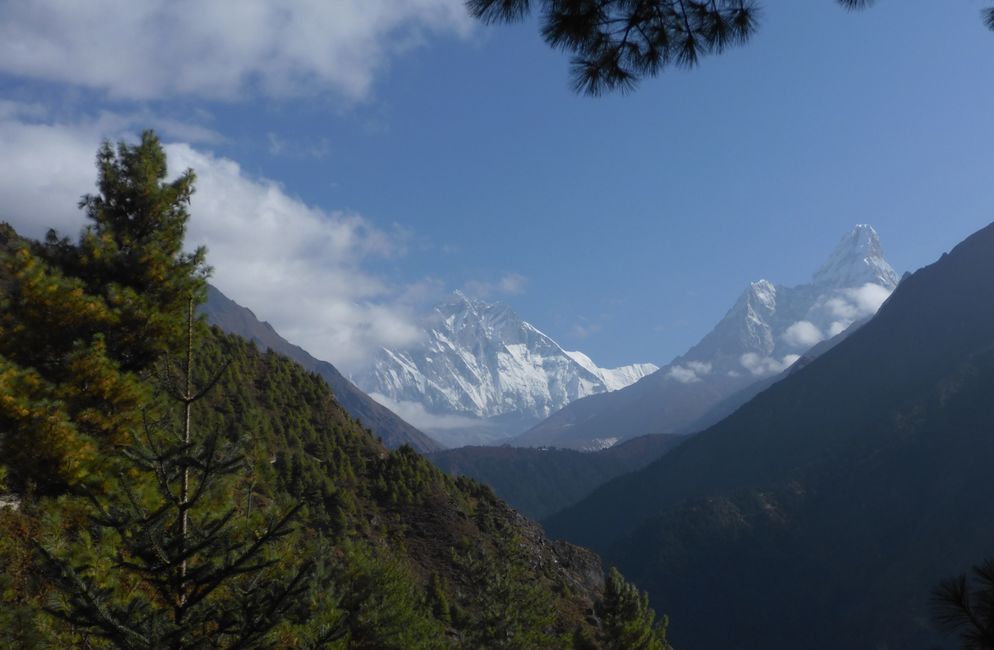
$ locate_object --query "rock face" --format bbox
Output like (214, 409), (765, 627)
(515, 224), (899, 450)
(354, 291), (657, 447)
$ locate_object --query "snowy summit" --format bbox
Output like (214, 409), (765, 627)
(354, 292), (657, 447)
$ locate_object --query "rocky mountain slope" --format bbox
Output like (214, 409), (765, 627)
(517, 224), (898, 450)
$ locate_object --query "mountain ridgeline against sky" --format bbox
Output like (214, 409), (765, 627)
(544, 221), (994, 649)
(354, 291), (657, 447)
(201, 285), (441, 454)
(517, 224), (900, 450)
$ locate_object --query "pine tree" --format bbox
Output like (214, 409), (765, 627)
(467, 0), (994, 95)
(598, 568), (670, 650)
(429, 573), (452, 625)
(932, 558), (994, 649)
(454, 538), (563, 649)
(0, 131), (206, 492)
(0, 234), (146, 490)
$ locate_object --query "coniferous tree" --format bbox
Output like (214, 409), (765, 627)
(36, 303), (346, 649)
(598, 568), (670, 650)
(466, 0), (994, 95)
(932, 559), (994, 649)
(454, 538), (562, 649)
(0, 131), (206, 492)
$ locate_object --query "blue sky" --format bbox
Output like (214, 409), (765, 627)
(2, 0), (993, 371)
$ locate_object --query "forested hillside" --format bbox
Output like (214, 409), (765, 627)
(430, 434), (684, 520)
(0, 132), (669, 649)
(201, 284), (440, 454)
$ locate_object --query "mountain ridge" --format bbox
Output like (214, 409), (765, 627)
(543, 221), (994, 649)
(515, 224), (899, 450)
(201, 285), (441, 454)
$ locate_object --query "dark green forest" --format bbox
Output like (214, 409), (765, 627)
(429, 434), (684, 520)
(0, 132), (669, 649)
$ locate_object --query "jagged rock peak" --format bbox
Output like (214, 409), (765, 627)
(813, 224), (899, 289)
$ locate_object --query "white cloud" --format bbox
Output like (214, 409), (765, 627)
(844, 283), (892, 314)
(782, 320), (825, 349)
(740, 352), (800, 378)
(168, 144), (424, 371)
(0, 114), (103, 238)
(666, 360), (713, 384)
(827, 321), (849, 337)
(0, 112), (424, 372)
(0, 1), (472, 101)
(812, 282), (892, 342)
(368, 393), (483, 431)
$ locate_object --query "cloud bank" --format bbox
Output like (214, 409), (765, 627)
(740, 352), (801, 377)
(782, 320), (825, 348)
(0, 1), (471, 101)
(0, 110), (423, 372)
(367, 393), (485, 432)
(781, 283), (893, 349)
(666, 361), (713, 384)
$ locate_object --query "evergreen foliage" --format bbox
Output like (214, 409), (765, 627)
(453, 538), (562, 649)
(430, 435), (684, 520)
(598, 568), (669, 650)
(467, 0), (994, 94)
(0, 131), (206, 492)
(933, 559), (994, 649)
(36, 305), (341, 648)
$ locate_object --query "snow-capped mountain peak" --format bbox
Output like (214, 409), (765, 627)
(515, 224), (903, 450)
(680, 224), (899, 382)
(354, 294), (658, 445)
(812, 224), (899, 289)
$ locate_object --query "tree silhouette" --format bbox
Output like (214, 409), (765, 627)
(932, 559), (994, 649)
(467, 0), (994, 95)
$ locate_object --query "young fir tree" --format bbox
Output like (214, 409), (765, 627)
(598, 568), (671, 650)
(36, 301), (346, 648)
